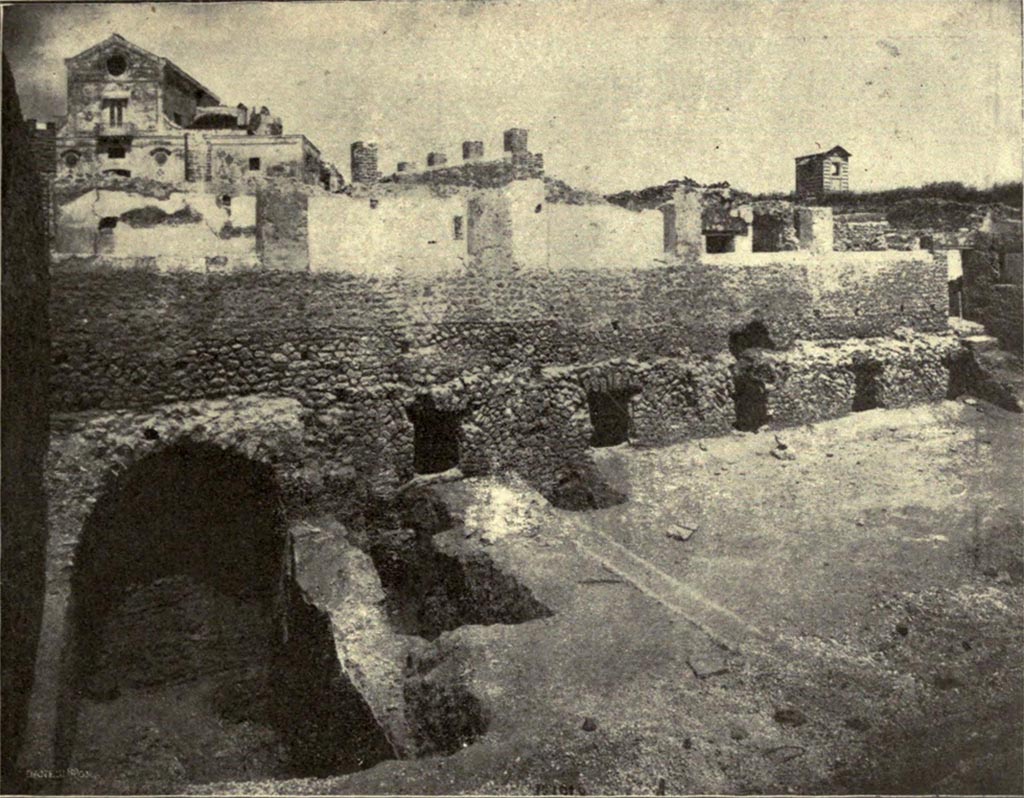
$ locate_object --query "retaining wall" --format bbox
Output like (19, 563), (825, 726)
(49, 250), (949, 490)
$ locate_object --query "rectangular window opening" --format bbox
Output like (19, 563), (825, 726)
(102, 98), (128, 127)
(453, 215), (464, 240)
(588, 389), (636, 447)
(249, 157), (261, 171)
(408, 397), (461, 474)
(852, 361), (885, 412)
(705, 234), (735, 254)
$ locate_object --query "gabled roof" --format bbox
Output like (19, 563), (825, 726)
(65, 33), (220, 104)
(795, 145), (851, 161)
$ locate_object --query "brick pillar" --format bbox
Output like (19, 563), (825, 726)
(427, 152), (447, 168)
(503, 128), (528, 154)
(350, 141), (379, 184)
(462, 140), (484, 161)
(661, 190), (703, 259)
(796, 207), (834, 254)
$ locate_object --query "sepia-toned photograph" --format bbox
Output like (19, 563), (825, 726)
(1, 1), (1021, 795)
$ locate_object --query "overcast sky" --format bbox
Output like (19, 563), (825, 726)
(3, 0), (1021, 193)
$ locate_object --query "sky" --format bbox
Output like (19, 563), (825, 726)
(3, 0), (1021, 194)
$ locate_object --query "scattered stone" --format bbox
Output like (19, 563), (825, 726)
(581, 717), (598, 732)
(771, 448), (796, 461)
(964, 397), (978, 406)
(683, 737), (693, 750)
(774, 434), (788, 450)
(895, 622), (909, 636)
(698, 441), (708, 451)
(844, 716), (870, 732)
(995, 571), (1013, 584)
(728, 723), (748, 741)
(666, 523), (698, 542)
(772, 707), (807, 727)
(766, 745), (806, 764)
(687, 652), (728, 679)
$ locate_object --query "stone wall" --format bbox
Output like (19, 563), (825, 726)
(309, 188), (468, 276)
(833, 217), (891, 251)
(48, 250), (948, 490)
(962, 241), (1024, 355)
(54, 187), (256, 258)
(26, 123), (57, 237)
(761, 334), (957, 427)
(383, 153), (544, 189)
(1, 56), (52, 788)
(256, 185), (310, 271)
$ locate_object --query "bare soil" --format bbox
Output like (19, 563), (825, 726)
(172, 398), (1021, 794)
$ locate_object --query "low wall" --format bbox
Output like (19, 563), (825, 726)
(962, 246), (1024, 354)
(54, 188), (256, 258)
(764, 335), (958, 426)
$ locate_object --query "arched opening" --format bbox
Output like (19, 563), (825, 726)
(407, 396), (461, 474)
(732, 353), (773, 432)
(729, 320), (775, 358)
(733, 371), (770, 431)
(851, 358), (885, 412)
(63, 443), (392, 787)
(587, 388), (638, 447)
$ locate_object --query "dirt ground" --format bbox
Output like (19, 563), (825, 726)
(174, 397), (1022, 795)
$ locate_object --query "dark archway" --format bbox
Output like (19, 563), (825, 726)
(733, 371), (770, 431)
(851, 359), (885, 412)
(705, 233), (736, 253)
(407, 396), (461, 474)
(63, 443), (392, 787)
(729, 320), (775, 358)
(587, 388), (638, 447)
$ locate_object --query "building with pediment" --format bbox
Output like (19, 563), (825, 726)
(54, 34), (341, 188)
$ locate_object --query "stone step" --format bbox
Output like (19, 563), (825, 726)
(948, 317), (986, 337)
(962, 334), (1001, 353)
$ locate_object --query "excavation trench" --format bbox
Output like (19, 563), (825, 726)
(64, 451), (551, 790)
(64, 445), (394, 789)
(365, 527), (554, 641)
(357, 522), (554, 756)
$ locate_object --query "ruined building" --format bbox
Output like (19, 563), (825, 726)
(53, 34), (341, 189)
(795, 145), (851, 198)
(17, 34), (989, 788)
